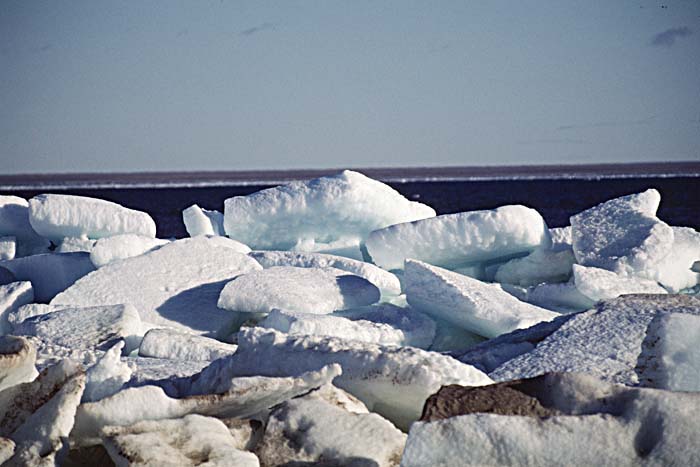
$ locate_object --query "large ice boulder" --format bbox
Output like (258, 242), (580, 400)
(570, 189), (673, 276)
(405, 260), (558, 339)
(0, 195), (50, 257)
(89, 234), (169, 268)
(217, 266), (380, 315)
(223, 170), (435, 250)
(52, 237), (262, 336)
(28, 194), (156, 242)
(365, 205), (551, 271)
(182, 204), (225, 237)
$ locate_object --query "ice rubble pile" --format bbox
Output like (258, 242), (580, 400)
(0, 171), (698, 466)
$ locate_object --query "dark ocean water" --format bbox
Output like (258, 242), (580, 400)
(5, 176), (699, 238)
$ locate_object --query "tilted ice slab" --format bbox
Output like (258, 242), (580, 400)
(490, 295), (700, 384)
(52, 237), (262, 336)
(636, 313), (700, 392)
(138, 328), (237, 362)
(508, 281), (595, 313)
(0, 359), (86, 465)
(0, 281), (34, 335)
(182, 204), (225, 237)
(90, 234), (169, 268)
(0, 336), (38, 392)
(71, 364), (340, 446)
(256, 387), (405, 467)
(0, 195), (50, 257)
(0, 237), (15, 261)
(84, 341), (133, 403)
(494, 247), (575, 287)
(0, 252), (94, 302)
(223, 170), (435, 250)
(211, 327), (492, 430)
(217, 266), (380, 315)
(572, 264), (667, 303)
(28, 194), (156, 242)
(570, 189), (673, 276)
(365, 205), (551, 271)
(250, 250), (401, 296)
(102, 414), (259, 467)
(405, 260), (558, 339)
(401, 372), (700, 467)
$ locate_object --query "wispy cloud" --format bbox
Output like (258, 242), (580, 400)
(240, 22), (275, 37)
(557, 116), (655, 131)
(650, 27), (692, 47)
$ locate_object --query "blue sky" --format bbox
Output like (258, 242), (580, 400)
(1, 0), (699, 173)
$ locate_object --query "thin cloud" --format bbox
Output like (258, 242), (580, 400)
(650, 27), (692, 47)
(557, 116), (655, 131)
(240, 22), (275, 37)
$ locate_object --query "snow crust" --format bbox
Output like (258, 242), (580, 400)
(90, 234), (169, 268)
(182, 204), (225, 237)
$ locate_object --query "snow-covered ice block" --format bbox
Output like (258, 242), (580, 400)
(218, 266), (380, 315)
(0, 195), (50, 257)
(56, 236), (96, 253)
(84, 341), (132, 403)
(0, 359), (85, 465)
(515, 281), (595, 313)
(291, 236), (364, 261)
(641, 226), (700, 292)
(573, 264), (667, 303)
(52, 237), (262, 336)
(637, 313), (700, 391)
(0, 336), (38, 392)
(570, 189), (673, 276)
(402, 373), (700, 467)
(0, 281), (34, 335)
(490, 294), (700, 384)
(89, 234), (169, 268)
(223, 170), (435, 250)
(365, 205), (551, 271)
(7, 303), (67, 331)
(405, 260), (558, 339)
(15, 303), (143, 360)
(102, 414), (259, 467)
(250, 250), (401, 296)
(0, 237), (15, 261)
(138, 328), (237, 362)
(71, 364), (340, 446)
(494, 247), (575, 287)
(28, 194), (157, 242)
(212, 327), (492, 430)
(255, 387), (405, 466)
(122, 357), (210, 395)
(182, 204), (225, 237)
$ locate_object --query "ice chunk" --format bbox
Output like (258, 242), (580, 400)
(570, 189), (674, 276)
(7, 303), (67, 331)
(182, 204), (225, 237)
(366, 205), (551, 271)
(549, 225), (572, 247)
(28, 194), (156, 242)
(52, 237), (262, 336)
(637, 313), (700, 391)
(641, 226), (700, 292)
(56, 236), (96, 253)
(250, 250), (401, 296)
(0, 438), (13, 464)
(517, 281), (596, 312)
(0, 281), (34, 335)
(89, 234), (169, 268)
(84, 341), (132, 402)
(490, 294), (700, 384)
(494, 247), (575, 287)
(428, 316), (486, 353)
(0, 237), (15, 261)
(217, 266), (380, 315)
(255, 387), (405, 466)
(212, 327), (492, 430)
(0, 336), (38, 392)
(102, 414), (259, 467)
(138, 328), (237, 361)
(123, 357), (210, 395)
(223, 170), (435, 250)
(291, 236), (364, 261)
(0, 195), (50, 257)
(573, 264), (667, 302)
(0, 252), (95, 302)
(405, 260), (558, 339)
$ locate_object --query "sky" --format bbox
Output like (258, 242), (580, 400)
(1, 0), (699, 174)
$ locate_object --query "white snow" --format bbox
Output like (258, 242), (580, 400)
(7, 303), (67, 331)
(0, 237), (15, 261)
(570, 189), (674, 276)
(0, 281), (34, 335)
(572, 264), (668, 302)
(0, 252), (95, 302)
(494, 247), (575, 287)
(217, 266), (380, 315)
(641, 226), (700, 292)
(0, 196), (50, 257)
(52, 237), (262, 336)
(637, 313), (700, 392)
(223, 170), (435, 250)
(84, 341), (133, 403)
(138, 328), (237, 361)
(89, 234), (169, 268)
(405, 260), (558, 339)
(56, 236), (96, 253)
(250, 250), (401, 296)
(182, 204), (225, 237)
(291, 236), (364, 261)
(365, 205), (551, 271)
(28, 194), (157, 242)
(514, 281), (596, 312)
(0, 335), (38, 392)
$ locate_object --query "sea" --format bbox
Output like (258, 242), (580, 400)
(1, 163), (699, 239)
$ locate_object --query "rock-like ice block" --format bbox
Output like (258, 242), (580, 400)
(223, 170), (435, 250)
(28, 194), (156, 241)
(365, 205), (551, 270)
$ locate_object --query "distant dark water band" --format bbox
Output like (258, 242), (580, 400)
(4, 177), (699, 239)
